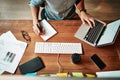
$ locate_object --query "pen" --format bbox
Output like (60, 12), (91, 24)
(37, 24), (43, 33)
(37, 24), (45, 35)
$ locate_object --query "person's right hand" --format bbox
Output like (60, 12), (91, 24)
(32, 20), (45, 35)
(80, 11), (95, 28)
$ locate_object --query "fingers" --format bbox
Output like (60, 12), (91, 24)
(80, 12), (95, 28)
(33, 24), (45, 35)
(81, 18), (85, 25)
(37, 24), (45, 35)
(82, 18), (95, 28)
(33, 25), (40, 35)
(86, 19), (93, 28)
(81, 18), (95, 27)
(89, 18), (95, 27)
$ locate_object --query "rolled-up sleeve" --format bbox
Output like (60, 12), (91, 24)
(29, 0), (43, 7)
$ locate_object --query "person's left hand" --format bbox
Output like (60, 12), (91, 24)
(80, 11), (95, 27)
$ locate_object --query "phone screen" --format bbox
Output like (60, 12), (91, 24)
(91, 54), (106, 70)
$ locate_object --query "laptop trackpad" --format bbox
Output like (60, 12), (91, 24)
(75, 24), (90, 39)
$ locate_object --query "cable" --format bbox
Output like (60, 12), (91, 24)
(57, 54), (62, 73)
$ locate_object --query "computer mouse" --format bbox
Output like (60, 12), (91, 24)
(71, 53), (81, 64)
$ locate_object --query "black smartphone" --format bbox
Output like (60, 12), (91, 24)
(91, 54), (106, 70)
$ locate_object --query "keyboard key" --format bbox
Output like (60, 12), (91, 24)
(84, 20), (105, 44)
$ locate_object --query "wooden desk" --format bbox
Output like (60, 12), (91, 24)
(0, 20), (120, 75)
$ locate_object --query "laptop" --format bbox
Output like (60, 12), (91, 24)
(74, 19), (120, 47)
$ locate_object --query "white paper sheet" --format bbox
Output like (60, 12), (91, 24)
(40, 19), (57, 41)
(0, 31), (27, 73)
(0, 31), (17, 41)
(0, 68), (4, 75)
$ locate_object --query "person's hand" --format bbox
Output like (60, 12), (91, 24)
(80, 11), (95, 27)
(32, 19), (45, 35)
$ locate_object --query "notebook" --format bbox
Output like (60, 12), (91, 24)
(40, 19), (57, 41)
(74, 19), (120, 47)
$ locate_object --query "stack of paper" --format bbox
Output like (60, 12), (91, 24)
(0, 31), (27, 74)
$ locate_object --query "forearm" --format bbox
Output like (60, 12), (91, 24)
(75, 0), (86, 17)
(76, 0), (85, 11)
(76, 0), (95, 27)
(75, 0), (86, 18)
(30, 6), (40, 25)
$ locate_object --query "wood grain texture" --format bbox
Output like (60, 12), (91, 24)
(0, 20), (120, 75)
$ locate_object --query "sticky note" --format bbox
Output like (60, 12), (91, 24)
(25, 72), (37, 76)
(86, 74), (96, 77)
(56, 73), (68, 77)
(72, 72), (84, 78)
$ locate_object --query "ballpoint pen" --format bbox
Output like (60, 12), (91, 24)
(37, 24), (45, 35)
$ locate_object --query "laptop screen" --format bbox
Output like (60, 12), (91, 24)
(97, 19), (120, 46)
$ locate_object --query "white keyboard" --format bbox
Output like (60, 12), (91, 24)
(35, 42), (82, 54)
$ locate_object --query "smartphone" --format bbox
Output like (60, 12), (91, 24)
(91, 54), (106, 70)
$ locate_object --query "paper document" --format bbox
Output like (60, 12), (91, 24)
(0, 31), (17, 41)
(0, 68), (4, 75)
(40, 19), (57, 41)
(0, 31), (27, 73)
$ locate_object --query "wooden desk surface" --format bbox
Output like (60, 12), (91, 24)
(0, 20), (120, 75)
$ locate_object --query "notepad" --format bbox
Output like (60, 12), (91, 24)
(40, 19), (57, 41)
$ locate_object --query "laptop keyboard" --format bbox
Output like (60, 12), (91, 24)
(84, 20), (105, 44)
